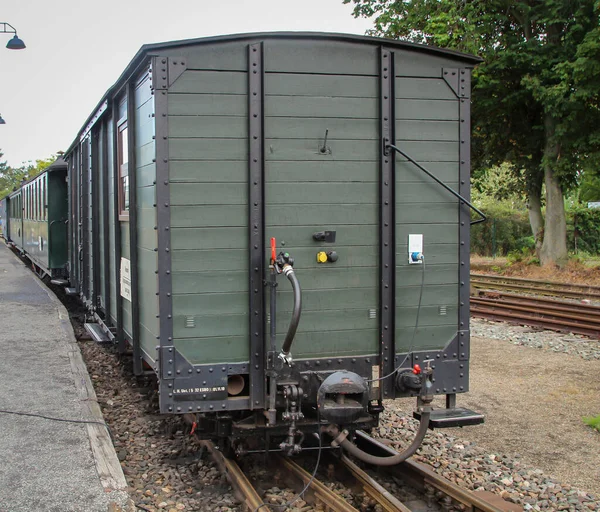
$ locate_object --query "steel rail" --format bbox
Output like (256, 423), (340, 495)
(275, 455), (359, 511)
(471, 275), (600, 300)
(197, 440), (269, 512)
(470, 290), (600, 338)
(339, 454), (412, 512)
(476, 292), (600, 313)
(471, 304), (600, 338)
(471, 280), (600, 300)
(354, 430), (511, 512)
(471, 273), (600, 292)
(472, 297), (600, 325)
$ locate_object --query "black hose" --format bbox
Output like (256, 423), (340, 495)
(329, 411), (430, 466)
(281, 266), (302, 355)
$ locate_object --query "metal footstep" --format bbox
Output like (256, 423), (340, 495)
(414, 407), (485, 428)
(84, 323), (111, 343)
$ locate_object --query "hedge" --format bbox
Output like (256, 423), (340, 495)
(471, 204), (600, 256)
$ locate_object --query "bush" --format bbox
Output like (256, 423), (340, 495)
(471, 202), (600, 257)
(471, 201), (531, 256)
(567, 207), (600, 255)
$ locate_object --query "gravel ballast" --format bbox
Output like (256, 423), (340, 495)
(380, 318), (600, 511)
(75, 311), (599, 511)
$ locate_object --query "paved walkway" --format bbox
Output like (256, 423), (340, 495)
(0, 243), (129, 512)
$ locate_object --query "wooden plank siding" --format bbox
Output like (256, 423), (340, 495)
(395, 74), (460, 349)
(163, 38), (465, 365)
(168, 70), (249, 364)
(134, 72), (159, 361)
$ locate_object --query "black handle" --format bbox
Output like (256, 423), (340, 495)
(387, 144), (486, 225)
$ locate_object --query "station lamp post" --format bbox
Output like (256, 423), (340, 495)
(1, 22), (26, 49)
(0, 22), (26, 125)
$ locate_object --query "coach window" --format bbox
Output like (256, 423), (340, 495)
(118, 120), (129, 220)
(42, 176), (46, 221)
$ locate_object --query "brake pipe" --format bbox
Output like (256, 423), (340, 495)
(324, 410), (431, 466)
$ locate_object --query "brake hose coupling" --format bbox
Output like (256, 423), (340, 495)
(278, 351), (293, 367)
(274, 251), (295, 274)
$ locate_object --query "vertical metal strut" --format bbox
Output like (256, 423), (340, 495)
(91, 129), (101, 312)
(248, 42), (266, 410)
(101, 118), (111, 319)
(127, 79), (142, 375)
(379, 47), (396, 399)
(458, 69), (472, 368)
(81, 138), (90, 302)
(111, 99), (125, 353)
(153, 57), (175, 412)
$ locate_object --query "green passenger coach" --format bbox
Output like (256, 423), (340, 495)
(64, 32), (483, 457)
(5, 158), (69, 279)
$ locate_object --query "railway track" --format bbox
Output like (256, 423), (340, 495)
(470, 274), (600, 338)
(200, 432), (516, 511)
(471, 292), (600, 338)
(470, 273), (600, 300)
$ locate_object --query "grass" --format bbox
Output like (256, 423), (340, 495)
(583, 415), (600, 433)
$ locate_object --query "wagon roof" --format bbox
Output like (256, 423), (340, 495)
(140, 31), (482, 63)
(66, 31), (481, 156)
(17, 157), (67, 189)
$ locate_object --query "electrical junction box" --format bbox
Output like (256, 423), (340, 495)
(408, 234), (424, 264)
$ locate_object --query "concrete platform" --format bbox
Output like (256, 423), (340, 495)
(0, 243), (130, 512)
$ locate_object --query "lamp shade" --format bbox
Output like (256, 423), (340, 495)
(0, 115), (6, 124)
(6, 34), (25, 50)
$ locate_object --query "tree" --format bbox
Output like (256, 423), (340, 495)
(0, 152), (58, 198)
(578, 171), (600, 203)
(471, 162), (526, 207)
(0, 151), (24, 199)
(344, 0), (600, 265)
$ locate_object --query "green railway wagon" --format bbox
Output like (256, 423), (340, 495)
(66, 32), (483, 457)
(0, 197), (6, 238)
(11, 159), (69, 278)
(6, 188), (23, 250)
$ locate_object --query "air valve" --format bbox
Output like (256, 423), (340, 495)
(410, 252), (424, 263)
(317, 251), (338, 263)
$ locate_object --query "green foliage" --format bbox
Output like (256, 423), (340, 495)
(471, 162), (526, 206)
(583, 414), (600, 433)
(507, 245), (538, 265)
(567, 206), (600, 254)
(344, 0), (600, 187)
(578, 171), (600, 202)
(472, 201), (600, 256)
(0, 151), (57, 199)
(344, 0), (600, 262)
(471, 200), (532, 256)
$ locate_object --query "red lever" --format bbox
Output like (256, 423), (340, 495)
(412, 364), (421, 375)
(271, 237), (276, 262)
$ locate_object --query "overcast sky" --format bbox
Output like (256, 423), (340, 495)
(0, 0), (374, 167)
